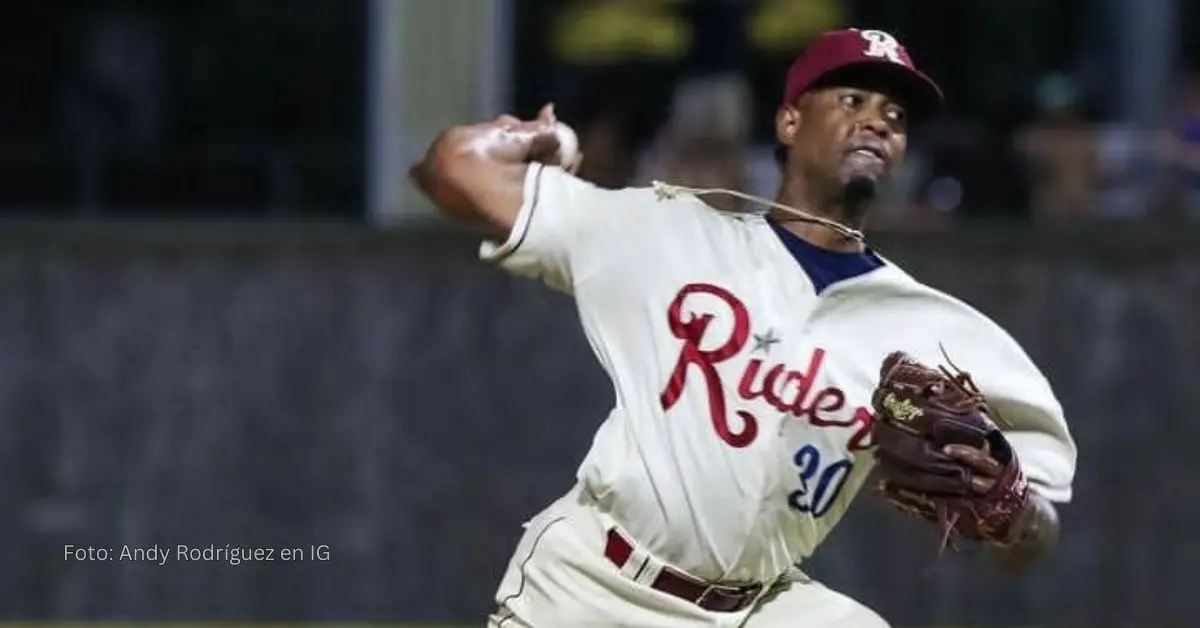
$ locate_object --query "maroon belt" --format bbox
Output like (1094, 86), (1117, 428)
(603, 528), (763, 613)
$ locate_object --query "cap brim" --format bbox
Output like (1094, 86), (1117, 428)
(809, 61), (944, 125)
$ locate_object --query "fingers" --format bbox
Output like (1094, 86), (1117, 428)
(566, 153), (584, 175)
(874, 430), (995, 496)
(876, 481), (939, 520)
(942, 444), (1003, 476)
(528, 131), (562, 163)
(875, 460), (975, 495)
(491, 103), (556, 135)
(480, 104), (574, 167)
(968, 476), (996, 494)
(942, 444), (1002, 494)
(529, 103), (571, 164)
(488, 102), (557, 129)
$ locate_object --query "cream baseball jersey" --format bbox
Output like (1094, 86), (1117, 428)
(480, 164), (1077, 584)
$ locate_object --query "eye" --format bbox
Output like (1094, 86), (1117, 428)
(839, 92), (864, 109)
(885, 105), (908, 126)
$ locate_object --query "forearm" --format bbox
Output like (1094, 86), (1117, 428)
(991, 490), (1060, 574)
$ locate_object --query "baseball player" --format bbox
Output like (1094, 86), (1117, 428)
(410, 28), (1077, 627)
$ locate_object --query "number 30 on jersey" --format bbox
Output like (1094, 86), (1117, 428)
(787, 445), (854, 517)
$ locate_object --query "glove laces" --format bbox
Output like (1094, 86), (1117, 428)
(936, 343), (1011, 429)
(651, 181), (866, 243)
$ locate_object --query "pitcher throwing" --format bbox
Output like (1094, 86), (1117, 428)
(410, 28), (1077, 627)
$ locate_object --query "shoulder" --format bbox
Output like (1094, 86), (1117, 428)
(484, 166), (756, 289)
(533, 166), (733, 221)
(570, 171), (758, 235)
(838, 261), (1026, 362)
(851, 254), (977, 317)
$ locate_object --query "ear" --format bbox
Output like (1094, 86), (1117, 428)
(775, 103), (801, 149)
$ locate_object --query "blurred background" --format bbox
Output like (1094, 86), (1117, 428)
(0, 0), (1196, 625)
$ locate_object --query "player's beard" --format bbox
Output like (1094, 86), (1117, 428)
(840, 175), (878, 226)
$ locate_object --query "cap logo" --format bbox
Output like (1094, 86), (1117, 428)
(859, 29), (904, 65)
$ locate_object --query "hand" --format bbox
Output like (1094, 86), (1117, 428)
(991, 490), (1060, 573)
(429, 104), (582, 172)
(945, 442), (1062, 569)
(407, 104), (582, 212)
(941, 444), (1006, 494)
(521, 103), (584, 172)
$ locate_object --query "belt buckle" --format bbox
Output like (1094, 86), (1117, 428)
(703, 582), (764, 612)
(694, 584), (719, 608)
(696, 582), (745, 609)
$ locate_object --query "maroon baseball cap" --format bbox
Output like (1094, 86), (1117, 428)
(783, 28), (943, 123)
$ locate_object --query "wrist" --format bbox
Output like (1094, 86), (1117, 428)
(993, 490), (1060, 573)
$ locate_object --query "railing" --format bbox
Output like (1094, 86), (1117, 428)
(0, 141), (361, 217)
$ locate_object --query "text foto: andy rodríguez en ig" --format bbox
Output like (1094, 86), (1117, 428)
(64, 544), (331, 565)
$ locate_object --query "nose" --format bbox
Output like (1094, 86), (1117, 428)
(856, 115), (891, 139)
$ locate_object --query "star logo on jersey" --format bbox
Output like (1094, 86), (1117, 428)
(752, 329), (780, 354)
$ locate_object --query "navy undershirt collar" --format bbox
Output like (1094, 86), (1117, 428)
(767, 218), (885, 294)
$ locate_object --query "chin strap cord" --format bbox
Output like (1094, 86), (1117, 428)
(650, 180), (865, 242)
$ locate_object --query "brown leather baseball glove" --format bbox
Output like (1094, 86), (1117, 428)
(870, 351), (1032, 551)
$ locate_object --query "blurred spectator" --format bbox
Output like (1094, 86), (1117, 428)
(673, 0), (752, 142)
(573, 100), (636, 189)
(545, 0), (754, 194)
(746, 0), (844, 145)
(636, 131), (747, 212)
(57, 8), (167, 150)
(513, 0), (671, 193)
(634, 79), (748, 212)
(1160, 73), (1200, 218)
(866, 151), (956, 232)
(545, 0), (689, 151)
(1013, 74), (1101, 221)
